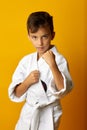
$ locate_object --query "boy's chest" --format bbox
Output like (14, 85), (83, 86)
(26, 57), (53, 85)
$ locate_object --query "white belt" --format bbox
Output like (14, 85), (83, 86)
(30, 102), (58, 130)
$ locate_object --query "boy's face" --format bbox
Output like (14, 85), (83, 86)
(28, 27), (55, 57)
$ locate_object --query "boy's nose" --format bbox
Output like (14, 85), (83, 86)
(38, 38), (43, 45)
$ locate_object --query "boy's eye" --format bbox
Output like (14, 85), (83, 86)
(32, 36), (37, 39)
(42, 35), (49, 39)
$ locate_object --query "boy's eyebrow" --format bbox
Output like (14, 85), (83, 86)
(41, 33), (49, 36)
(43, 33), (50, 35)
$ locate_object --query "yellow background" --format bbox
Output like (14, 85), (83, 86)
(0, 0), (86, 130)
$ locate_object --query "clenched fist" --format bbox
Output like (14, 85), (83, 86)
(42, 50), (56, 67)
(28, 70), (40, 85)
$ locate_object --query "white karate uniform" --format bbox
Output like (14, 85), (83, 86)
(8, 46), (73, 130)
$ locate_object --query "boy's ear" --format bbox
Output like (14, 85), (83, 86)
(51, 32), (55, 40)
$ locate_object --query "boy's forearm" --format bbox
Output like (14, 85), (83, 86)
(14, 77), (31, 97)
(50, 63), (64, 91)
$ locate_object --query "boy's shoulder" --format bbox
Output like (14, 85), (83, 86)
(51, 46), (67, 63)
(19, 52), (36, 64)
(51, 46), (64, 58)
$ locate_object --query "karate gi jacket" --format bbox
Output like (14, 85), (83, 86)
(8, 46), (73, 130)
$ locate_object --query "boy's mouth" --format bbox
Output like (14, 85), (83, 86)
(37, 46), (44, 50)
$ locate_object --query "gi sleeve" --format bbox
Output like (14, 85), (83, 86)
(8, 57), (27, 102)
(49, 55), (73, 99)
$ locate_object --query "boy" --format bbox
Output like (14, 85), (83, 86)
(8, 11), (73, 130)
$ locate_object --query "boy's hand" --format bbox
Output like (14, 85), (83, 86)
(42, 50), (56, 67)
(14, 70), (40, 97)
(28, 70), (40, 85)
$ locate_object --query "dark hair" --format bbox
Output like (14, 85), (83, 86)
(27, 11), (54, 34)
